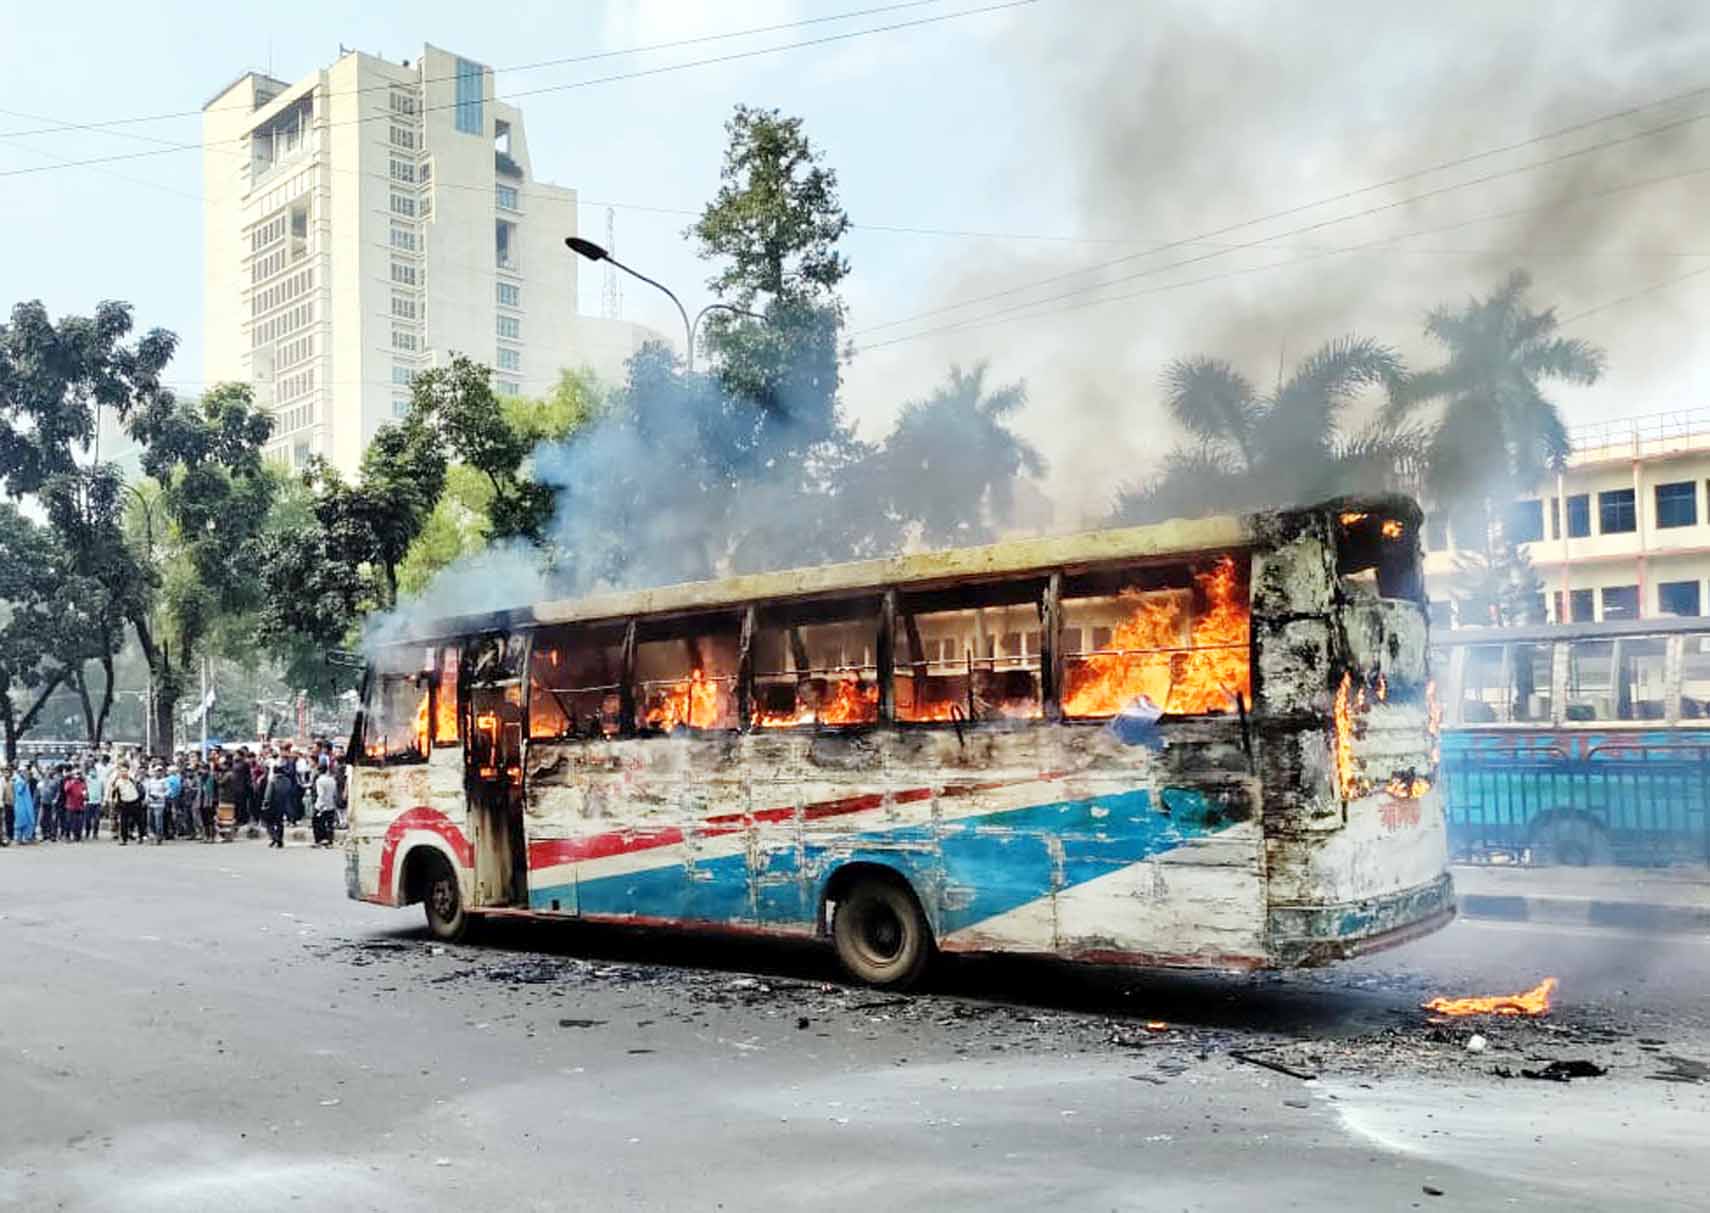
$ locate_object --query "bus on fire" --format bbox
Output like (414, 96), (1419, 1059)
(344, 495), (1453, 987)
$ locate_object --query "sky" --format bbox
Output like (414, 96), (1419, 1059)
(3, 0), (1709, 522)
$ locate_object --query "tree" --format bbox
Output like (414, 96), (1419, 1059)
(1113, 335), (1416, 523)
(692, 105), (852, 469)
(866, 362), (1046, 547)
(1385, 270), (1605, 536)
(412, 356), (553, 543)
(125, 382), (276, 750)
(1451, 535), (1546, 627)
(0, 300), (173, 742)
(0, 506), (80, 761)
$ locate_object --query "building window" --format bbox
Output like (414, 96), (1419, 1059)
(392, 329), (418, 352)
(1660, 580), (1702, 617)
(495, 379), (521, 397)
(497, 315), (520, 339)
(1599, 489), (1637, 534)
(1506, 499), (1544, 544)
(496, 219), (516, 269)
(389, 224), (417, 252)
(1549, 497), (1560, 540)
(390, 193), (416, 217)
(497, 347), (521, 371)
(497, 282), (520, 307)
(389, 158), (416, 183)
(455, 58), (484, 135)
(1556, 589), (1595, 623)
(390, 260), (417, 286)
(1565, 493), (1591, 538)
(389, 125), (416, 150)
(389, 90), (417, 116)
(392, 396), (411, 418)
(1656, 481), (1698, 529)
(1601, 585), (1639, 621)
(391, 294), (418, 320)
(496, 183), (519, 210)
(391, 366), (415, 386)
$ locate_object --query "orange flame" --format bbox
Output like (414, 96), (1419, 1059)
(1339, 511), (1368, 526)
(755, 677), (879, 728)
(1423, 977), (1558, 1018)
(1062, 557), (1249, 717)
(413, 691), (429, 757)
(1381, 518), (1404, 539)
(645, 669), (728, 731)
(1333, 672), (1361, 799)
(1385, 775), (1431, 798)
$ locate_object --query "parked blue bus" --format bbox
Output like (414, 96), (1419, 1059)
(1435, 616), (1710, 866)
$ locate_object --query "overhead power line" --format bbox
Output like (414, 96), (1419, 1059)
(855, 160), (1710, 352)
(852, 90), (1710, 336)
(1557, 264), (1710, 326)
(0, 0), (1040, 179)
(0, 0), (963, 139)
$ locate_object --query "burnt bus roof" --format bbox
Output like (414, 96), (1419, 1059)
(383, 494), (1420, 648)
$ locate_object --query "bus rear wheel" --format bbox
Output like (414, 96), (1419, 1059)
(832, 877), (931, 988)
(421, 852), (468, 942)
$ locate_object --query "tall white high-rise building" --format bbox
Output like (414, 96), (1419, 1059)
(203, 45), (657, 474)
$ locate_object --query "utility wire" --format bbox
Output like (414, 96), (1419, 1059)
(1557, 264), (1710, 326)
(857, 160), (1710, 352)
(852, 94), (1710, 335)
(0, 0), (964, 138)
(0, 0), (1039, 178)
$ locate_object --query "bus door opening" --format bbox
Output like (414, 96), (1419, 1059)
(464, 632), (529, 907)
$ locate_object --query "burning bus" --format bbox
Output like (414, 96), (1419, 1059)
(344, 495), (1453, 987)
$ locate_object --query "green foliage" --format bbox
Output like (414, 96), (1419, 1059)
(1386, 269), (1604, 507)
(411, 356), (553, 543)
(1451, 535), (1546, 627)
(397, 464), (495, 597)
(693, 105), (851, 461)
(866, 363), (1046, 548)
(502, 367), (605, 445)
(1114, 335), (1417, 523)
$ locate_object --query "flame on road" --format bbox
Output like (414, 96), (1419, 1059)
(1423, 977), (1559, 1018)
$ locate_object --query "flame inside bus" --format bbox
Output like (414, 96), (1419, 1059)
(1062, 557), (1250, 717)
(645, 668), (727, 731)
(754, 678), (879, 728)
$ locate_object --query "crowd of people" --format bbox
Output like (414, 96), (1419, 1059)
(0, 741), (347, 850)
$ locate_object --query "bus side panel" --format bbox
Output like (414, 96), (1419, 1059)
(923, 725), (1266, 968)
(346, 746), (472, 907)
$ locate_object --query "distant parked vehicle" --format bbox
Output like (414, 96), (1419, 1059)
(1434, 617), (1710, 866)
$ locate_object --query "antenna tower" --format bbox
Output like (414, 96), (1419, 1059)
(601, 207), (622, 319)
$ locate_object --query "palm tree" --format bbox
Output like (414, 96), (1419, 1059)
(1113, 335), (1418, 523)
(1385, 270), (1604, 527)
(868, 362), (1046, 547)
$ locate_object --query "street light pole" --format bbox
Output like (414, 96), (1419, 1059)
(566, 237), (694, 368)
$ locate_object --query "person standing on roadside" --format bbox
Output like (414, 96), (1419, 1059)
(262, 758), (291, 849)
(113, 761), (143, 844)
(143, 762), (170, 844)
(62, 766), (88, 842)
(218, 755), (243, 843)
(39, 764), (64, 843)
(84, 760), (106, 841)
(11, 763), (37, 844)
(1, 762), (13, 845)
(312, 760), (338, 848)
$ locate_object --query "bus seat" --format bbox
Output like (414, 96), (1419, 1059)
(1682, 698), (1704, 719)
(1633, 700), (1667, 720)
(1564, 702), (1597, 722)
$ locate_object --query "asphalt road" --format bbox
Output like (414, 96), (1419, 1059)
(2, 840), (1706, 1212)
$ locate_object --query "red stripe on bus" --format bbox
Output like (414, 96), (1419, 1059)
(525, 777), (1059, 872)
(377, 807), (474, 903)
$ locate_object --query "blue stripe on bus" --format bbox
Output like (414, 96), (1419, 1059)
(538, 785), (1234, 931)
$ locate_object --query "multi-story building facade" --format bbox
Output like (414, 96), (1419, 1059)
(203, 45), (655, 474)
(1423, 409), (1710, 627)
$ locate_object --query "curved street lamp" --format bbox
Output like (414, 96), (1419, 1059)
(565, 238), (764, 372)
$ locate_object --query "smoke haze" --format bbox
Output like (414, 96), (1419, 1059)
(841, 0), (1710, 521)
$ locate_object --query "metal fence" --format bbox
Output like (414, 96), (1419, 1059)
(1441, 741), (1710, 866)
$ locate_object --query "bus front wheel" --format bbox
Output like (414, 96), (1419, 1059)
(831, 877), (931, 988)
(421, 852), (468, 942)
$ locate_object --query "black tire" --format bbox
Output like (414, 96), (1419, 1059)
(1529, 813), (1612, 867)
(831, 877), (932, 988)
(421, 851), (468, 942)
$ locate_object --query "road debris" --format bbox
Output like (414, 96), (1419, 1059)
(1230, 1051), (1316, 1081)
